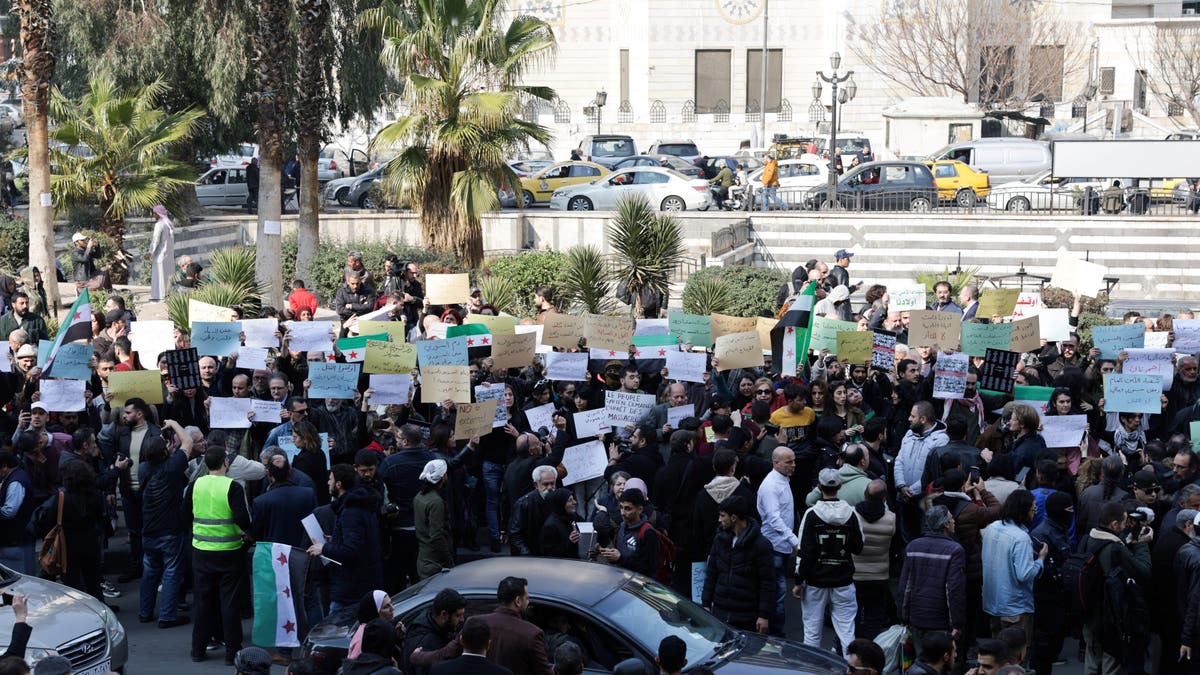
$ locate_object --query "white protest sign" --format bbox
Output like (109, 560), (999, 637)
(544, 352), (588, 381)
(890, 285), (927, 311)
(287, 321), (335, 353)
(525, 402), (555, 433)
(251, 399), (283, 424)
(665, 350), (706, 384)
(210, 397), (253, 429)
(635, 318), (670, 336)
(667, 404), (694, 429)
(1041, 415), (1088, 448)
(604, 391), (656, 427)
(368, 374), (413, 405)
(561, 440), (607, 486)
(1175, 320), (1200, 353)
(129, 320), (176, 366)
(1121, 348), (1175, 391)
(357, 303), (397, 323)
(39, 380), (85, 412)
(515, 324), (551, 354)
(240, 318), (279, 349)
(236, 346), (269, 372)
(573, 408), (610, 438)
(932, 352), (969, 400)
(1038, 308), (1071, 342)
(1144, 331), (1169, 349)
(1050, 255), (1108, 298)
(1010, 292), (1043, 320)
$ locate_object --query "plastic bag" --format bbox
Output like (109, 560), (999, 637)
(873, 624), (910, 674)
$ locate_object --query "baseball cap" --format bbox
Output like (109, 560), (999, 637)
(470, 287), (481, 296)
(818, 467), (843, 488)
(835, 249), (855, 260)
(233, 646), (273, 674)
(71, 232), (86, 242)
(1132, 468), (1160, 491)
(30, 401), (47, 413)
(33, 656), (73, 675)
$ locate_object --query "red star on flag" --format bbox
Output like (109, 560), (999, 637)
(276, 552), (288, 566)
(326, 353), (336, 361)
(658, 349), (667, 356)
(467, 338), (475, 346)
(282, 586), (291, 598)
(282, 620), (296, 634)
(482, 337), (490, 345)
(786, 327), (795, 334)
(608, 350), (616, 356)
(786, 350), (794, 359)
(635, 350), (643, 358)
(73, 311), (82, 320)
(348, 351), (358, 359)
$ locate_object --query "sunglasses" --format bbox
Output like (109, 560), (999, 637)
(757, 389), (773, 395)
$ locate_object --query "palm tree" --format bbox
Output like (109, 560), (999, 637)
(360, 0), (556, 267)
(607, 195), (685, 318)
(295, 0), (332, 286)
(252, 0), (292, 308)
(16, 0), (59, 309)
(561, 246), (616, 315)
(46, 76), (204, 279)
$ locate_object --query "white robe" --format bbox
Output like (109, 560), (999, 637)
(149, 215), (174, 300)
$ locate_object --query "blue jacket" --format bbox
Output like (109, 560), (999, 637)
(981, 519), (1043, 616)
(323, 487), (383, 604)
(379, 447), (436, 529)
(250, 483), (317, 548)
(898, 532), (966, 631)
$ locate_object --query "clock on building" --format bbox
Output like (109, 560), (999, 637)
(716, 0), (765, 24)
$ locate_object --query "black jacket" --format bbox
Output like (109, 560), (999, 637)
(795, 498), (863, 588)
(701, 519), (775, 626)
(380, 447), (436, 529)
(333, 282), (379, 321)
(508, 489), (548, 556)
(70, 243), (98, 282)
(1177, 539), (1200, 650)
(323, 487), (383, 605)
(430, 654), (511, 675)
(139, 449), (190, 537)
(614, 515), (659, 578)
(604, 446), (663, 492)
(690, 477), (754, 564)
(402, 608), (459, 675)
(293, 449), (331, 506)
(251, 483), (317, 548)
(340, 652), (402, 675)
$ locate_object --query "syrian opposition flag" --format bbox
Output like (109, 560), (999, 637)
(771, 282), (816, 377)
(447, 323), (492, 359)
(336, 333), (388, 363)
(42, 289), (92, 378)
(252, 543), (309, 648)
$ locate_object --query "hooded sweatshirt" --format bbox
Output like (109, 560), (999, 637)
(895, 420), (950, 493)
(691, 476), (753, 563)
(795, 498), (864, 588)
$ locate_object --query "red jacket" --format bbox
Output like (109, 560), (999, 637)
(288, 288), (318, 317)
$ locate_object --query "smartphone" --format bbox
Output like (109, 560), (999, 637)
(968, 466), (981, 484)
(1015, 466), (1030, 484)
(1, 593), (12, 606)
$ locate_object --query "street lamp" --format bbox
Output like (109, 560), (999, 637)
(814, 52), (855, 209)
(593, 90), (607, 135)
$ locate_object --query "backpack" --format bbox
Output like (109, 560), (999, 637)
(1099, 556), (1151, 661)
(1058, 541), (1113, 617)
(39, 491), (68, 577)
(636, 521), (676, 585)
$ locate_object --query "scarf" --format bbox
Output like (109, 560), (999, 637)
(942, 392), (985, 430)
(1112, 425), (1146, 456)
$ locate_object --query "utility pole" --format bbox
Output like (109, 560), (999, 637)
(759, 0), (768, 149)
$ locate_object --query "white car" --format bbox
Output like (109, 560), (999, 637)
(0, 103), (23, 128)
(210, 143), (342, 182)
(322, 173), (359, 206)
(210, 142), (257, 169)
(747, 155), (829, 191)
(985, 170), (1106, 212)
(195, 166), (249, 206)
(549, 166), (712, 212)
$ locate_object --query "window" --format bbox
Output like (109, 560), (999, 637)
(1099, 67), (1115, 95)
(934, 164), (958, 179)
(655, 143), (699, 157)
(948, 123), (973, 143)
(228, 169), (246, 184)
(1134, 69), (1148, 110)
(784, 163), (820, 178)
(620, 49), (630, 108)
(569, 165), (602, 178)
(746, 49), (783, 113)
(979, 45), (1015, 102)
(633, 171), (670, 185)
(1031, 45), (1064, 102)
(882, 166), (914, 184)
(694, 50), (731, 114)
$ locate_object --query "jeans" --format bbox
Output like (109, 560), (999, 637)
(192, 547), (246, 659)
(761, 185), (787, 211)
(140, 534), (184, 621)
(770, 552), (789, 636)
(854, 579), (890, 640)
(483, 461), (506, 542)
(123, 491), (144, 576)
(0, 543), (36, 575)
(802, 584), (858, 656)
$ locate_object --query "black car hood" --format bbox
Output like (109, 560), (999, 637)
(713, 633), (847, 674)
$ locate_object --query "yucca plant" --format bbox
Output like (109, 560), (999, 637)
(477, 276), (520, 317)
(208, 247), (265, 300)
(44, 315), (59, 341)
(562, 246), (616, 315)
(194, 282), (261, 317)
(607, 195), (685, 318)
(682, 277), (733, 315)
(165, 292), (191, 328)
(914, 266), (980, 298)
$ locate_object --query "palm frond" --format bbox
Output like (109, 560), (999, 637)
(561, 246), (615, 315)
(607, 195), (685, 316)
(477, 276), (519, 316)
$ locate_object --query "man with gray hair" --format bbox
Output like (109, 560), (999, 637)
(898, 504), (966, 655)
(1153, 505), (1199, 674)
(509, 465), (558, 556)
(258, 446), (315, 490)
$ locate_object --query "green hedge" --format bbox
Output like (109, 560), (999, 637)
(0, 213), (28, 274)
(481, 251), (570, 318)
(682, 265), (788, 317)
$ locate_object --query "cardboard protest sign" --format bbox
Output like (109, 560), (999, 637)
(977, 288), (1020, 319)
(490, 332), (537, 370)
(932, 352), (969, 399)
(474, 383), (508, 428)
(421, 365), (471, 403)
(714, 331), (763, 370)
(1050, 255), (1108, 298)
(424, 273), (470, 304)
(710, 314), (757, 340)
(542, 314), (586, 350)
(1009, 315), (1042, 353)
(363, 340), (418, 374)
(453, 401), (499, 440)
(164, 348), (202, 390)
(756, 317), (778, 350)
(837, 331), (871, 363)
(110, 370), (164, 406)
(464, 313), (516, 335)
(584, 314), (634, 352)
(188, 298), (234, 325)
(907, 310), (961, 349)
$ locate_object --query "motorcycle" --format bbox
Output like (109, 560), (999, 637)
(705, 184), (747, 211)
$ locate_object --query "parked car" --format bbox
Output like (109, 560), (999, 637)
(317, 147), (344, 183)
(346, 168), (384, 208)
(0, 103), (23, 128)
(926, 159), (990, 207)
(519, 161), (609, 207)
(984, 170), (1106, 212)
(210, 142), (257, 169)
(550, 166), (710, 211)
(575, 134), (638, 168)
(747, 155), (828, 191)
(302, 558), (846, 675)
(801, 161), (938, 212)
(612, 154), (703, 177)
(928, 137), (1051, 185)
(696, 155), (763, 180)
(322, 173), (360, 207)
(195, 167), (249, 206)
(1165, 130), (1200, 141)
(815, 134), (875, 163)
(0, 564), (129, 674)
(644, 139), (702, 162)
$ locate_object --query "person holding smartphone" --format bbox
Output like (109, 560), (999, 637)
(1078, 501), (1153, 673)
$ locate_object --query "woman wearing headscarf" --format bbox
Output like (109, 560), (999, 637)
(341, 616), (403, 674)
(347, 591), (399, 660)
(539, 488), (582, 559)
(149, 204), (174, 301)
(414, 459), (453, 578)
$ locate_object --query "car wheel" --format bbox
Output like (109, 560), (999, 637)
(335, 187), (350, 206)
(567, 196), (593, 211)
(359, 193), (375, 209)
(909, 196), (932, 212)
(661, 196), (686, 211)
(819, 199), (838, 211)
(522, 191), (535, 208)
(1006, 196), (1031, 212)
(955, 189), (977, 208)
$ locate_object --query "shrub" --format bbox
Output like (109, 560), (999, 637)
(682, 276), (732, 315)
(1076, 312), (1121, 352)
(0, 212), (28, 273)
(560, 246), (615, 315)
(477, 276), (519, 316)
(1041, 286), (1110, 315)
(682, 265), (788, 318)
(482, 251), (569, 318)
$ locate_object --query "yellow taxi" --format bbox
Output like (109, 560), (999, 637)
(926, 159), (991, 207)
(1152, 178), (1186, 201)
(519, 161), (609, 207)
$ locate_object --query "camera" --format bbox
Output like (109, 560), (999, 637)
(763, 423), (781, 435)
(533, 426), (552, 444)
(615, 437), (633, 455)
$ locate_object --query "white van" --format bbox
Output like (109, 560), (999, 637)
(928, 138), (1051, 185)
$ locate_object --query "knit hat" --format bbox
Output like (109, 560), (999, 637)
(1045, 491), (1074, 528)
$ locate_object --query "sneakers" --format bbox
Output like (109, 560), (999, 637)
(158, 616), (191, 629)
(101, 580), (121, 598)
(207, 639), (224, 652)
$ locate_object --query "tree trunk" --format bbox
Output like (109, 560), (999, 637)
(420, 157), (482, 267)
(252, 0), (291, 310)
(296, 151), (319, 286)
(18, 0), (60, 311)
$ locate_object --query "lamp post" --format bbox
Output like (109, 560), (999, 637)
(813, 52), (856, 209)
(593, 90), (607, 135)
(1081, 81), (1098, 133)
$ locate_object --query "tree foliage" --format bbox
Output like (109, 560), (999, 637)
(683, 265), (787, 318)
(607, 195), (685, 317)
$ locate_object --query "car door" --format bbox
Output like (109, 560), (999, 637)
(195, 169), (227, 205)
(878, 165), (916, 210)
(838, 167), (871, 210)
(933, 163), (959, 200)
(527, 600), (646, 674)
(594, 170), (638, 209)
(534, 164), (572, 200)
(568, 164), (603, 189)
(633, 170), (673, 207)
(225, 169), (248, 205)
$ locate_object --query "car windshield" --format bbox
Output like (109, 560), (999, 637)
(657, 144), (699, 157)
(591, 140), (635, 158)
(594, 577), (730, 665)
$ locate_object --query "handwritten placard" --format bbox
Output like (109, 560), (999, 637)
(46, 342), (95, 381)
(417, 336), (469, 367)
(667, 404), (694, 429)
(358, 303), (397, 323)
(1010, 291), (1043, 320)
(490, 332), (537, 371)
(714, 331), (764, 371)
(837, 331), (871, 364)
(573, 407), (611, 438)
(871, 330), (896, 370)
(665, 349), (707, 384)
(961, 322), (1013, 358)
(1050, 255), (1108, 298)
(109, 370), (164, 406)
(1042, 415), (1088, 448)
(425, 273), (470, 304)
(1009, 315), (1042, 353)
(525, 402), (555, 432)
(189, 298), (235, 325)
(191, 321), (243, 357)
(515, 324), (551, 355)
(236, 346), (269, 371)
(129, 320), (176, 367)
(545, 352), (588, 381)
(932, 352), (969, 399)
(1038, 308), (1071, 342)
(907, 310), (962, 349)
(811, 316), (858, 353)
(240, 318), (279, 349)
(287, 322), (335, 353)
(453, 400), (499, 440)
(363, 340), (418, 374)
(583, 313), (634, 352)
(251, 399), (283, 424)
(307, 362), (361, 399)
(367, 374), (412, 405)
(542, 313), (586, 350)
(561, 440), (607, 486)
(421, 365), (471, 403)
(362, 320), (409, 344)
(1122, 348), (1175, 391)
(635, 318), (670, 336)
(756, 317), (778, 350)
(977, 288), (1020, 319)
(890, 285), (927, 311)
(605, 391), (656, 427)
(1144, 331), (1169, 349)
(210, 397), (253, 429)
(711, 314), (757, 340)
(39, 379), (85, 412)
(1175, 320), (1200, 353)
(1104, 373), (1163, 414)
(164, 348), (202, 390)
(464, 313), (516, 335)
(1093, 323), (1146, 359)
(668, 311), (713, 348)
